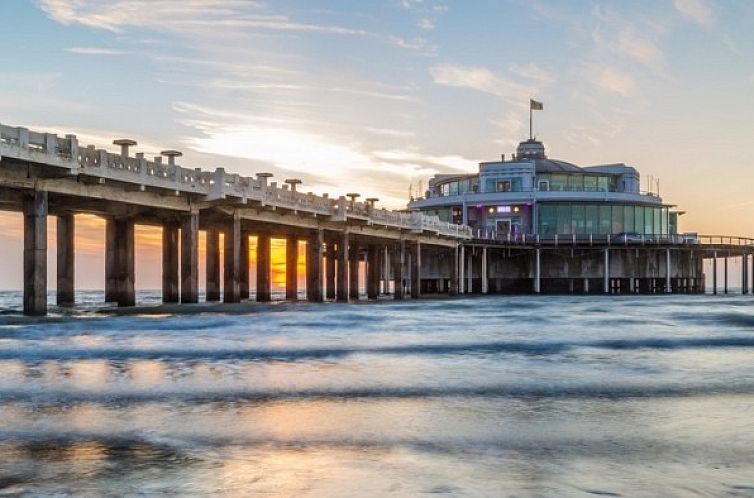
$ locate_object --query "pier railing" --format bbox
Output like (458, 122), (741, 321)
(0, 122), (472, 240)
(470, 230), (754, 248)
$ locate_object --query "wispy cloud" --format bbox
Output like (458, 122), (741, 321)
(590, 66), (638, 97)
(429, 64), (532, 100)
(674, 0), (715, 26)
(417, 18), (434, 30)
(66, 47), (127, 55)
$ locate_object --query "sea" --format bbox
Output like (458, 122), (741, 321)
(1, 290), (754, 497)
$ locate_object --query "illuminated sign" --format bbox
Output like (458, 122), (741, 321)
(497, 206), (511, 213)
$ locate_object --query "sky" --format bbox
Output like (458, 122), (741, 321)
(0, 0), (753, 290)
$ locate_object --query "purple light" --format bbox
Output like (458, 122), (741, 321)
(475, 204), (482, 208)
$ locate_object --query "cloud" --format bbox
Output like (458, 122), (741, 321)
(509, 62), (555, 85)
(674, 0), (715, 26)
(417, 18), (434, 30)
(429, 64), (532, 100)
(615, 26), (664, 67)
(589, 66), (638, 97)
(66, 47), (127, 55)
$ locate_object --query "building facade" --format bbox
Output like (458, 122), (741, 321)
(408, 138), (679, 237)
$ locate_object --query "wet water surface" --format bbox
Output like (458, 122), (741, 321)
(1, 293), (754, 496)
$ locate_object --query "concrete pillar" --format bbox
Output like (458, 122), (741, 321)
(384, 246), (391, 294)
(239, 233), (250, 300)
(467, 250), (473, 293)
(367, 245), (379, 299)
(629, 277), (636, 293)
(410, 242), (421, 299)
(724, 256), (728, 294)
(584, 278), (590, 294)
(306, 230), (324, 302)
(665, 249), (672, 293)
(106, 217), (134, 307)
(223, 215), (241, 303)
(743, 254), (749, 295)
(349, 244), (360, 300)
(326, 242), (336, 300)
(162, 221), (179, 303)
(337, 233), (349, 302)
(392, 242), (405, 300)
(23, 191), (48, 316)
(603, 248), (610, 294)
(256, 233), (271, 302)
(449, 245), (459, 296)
(205, 228), (221, 302)
(286, 236), (299, 300)
(534, 248), (541, 294)
(180, 212), (199, 303)
(712, 252), (717, 295)
(481, 246), (488, 294)
(459, 245), (465, 294)
(56, 213), (75, 307)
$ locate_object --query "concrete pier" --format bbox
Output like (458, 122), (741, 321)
(325, 242), (336, 300)
(162, 221), (179, 303)
(180, 212), (199, 304)
(105, 217), (134, 307)
(286, 236), (298, 300)
(367, 245), (379, 299)
(306, 231), (324, 302)
(449, 246), (459, 296)
(410, 242), (421, 299)
(223, 215), (241, 303)
(256, 233), (271, 302)
(349, 244), (360, 300)
(205, 228), (221, 302)
(239, 233), (250, 300)
(337, 233), (349, 302)
(56, 213), (75, 306)
(392, 242), (405, 300)
(23, 191), (48, 315)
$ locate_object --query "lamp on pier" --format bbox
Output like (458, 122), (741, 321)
(161, 150), (183, 166)
(285, 179), (302, 192)
(256, 172), (273, 187)
(346, 192), (360, 205)
(113, 139), (137, 158)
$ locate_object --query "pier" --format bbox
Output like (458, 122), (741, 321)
(1, 122), (752, 316)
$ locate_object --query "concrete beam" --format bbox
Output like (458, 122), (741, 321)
(56, 213), (75, 306)
(223, 214), (241, 303)
(286, 235), (298, 300)
(256, 233), (271, 302)
(23, 190), (48, 315)
(180, 212), (199, 303)
(306, 230), (324, 302)
(205, 228), (221, 302)
(162, 221), (179, 303)
(337, 233), (349, 302)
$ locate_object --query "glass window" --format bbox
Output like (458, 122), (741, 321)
(624, 205), (635, 233)
(572, 204), (586, 234)
(568, 175), (583, 191)
(538, 204), (557, 235)
(599, 205), (611, 234)
(550, 175), (568, 191)
(538, 180), (549, 191)
(497, 180), (511, 192)
(585, 205), (598, 234)
(597, 176), (609, 192)
(584, 176), (598, 191)
(654, 208), (661, 236)
(557, 203), (572, 234)
(448, 182), (458, 196)
(661, 207), (668, 235)
(644, 206), (653, 235)
(612, 205), (624, 233)
(635, 206), (644, 234)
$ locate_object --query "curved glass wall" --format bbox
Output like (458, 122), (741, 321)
(538, 203), (670, 235)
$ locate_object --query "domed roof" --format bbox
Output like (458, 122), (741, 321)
(533, 158), (584, 173)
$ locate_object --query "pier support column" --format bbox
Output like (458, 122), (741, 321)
(481, 246), (488, 294)
(392, 241), (405, 300)
(349, 244), (360, 301)
(306, 230), (324, 302)
(467, 250), (473, 294)
(162, 221), (179, 303)
(56, 213), (75, 307)
(326, 241), (336, 300)
(712, 252), (717, 295)
(23, 191), (48, 316)
(724, 256), (728, 294)
(603, 248), (610, 294)
(367, 245), (379, 299)
(286, 236), (299, 300)
(337, 233), (349, 302)
(106, 217), (135, 307)
(743, 254), (749, 295)
(534, 248), (541, 294)
(205, 228), (221, 302)
(384, 247), (391, 294)
(449, 245), (459, 296)
(180, 212), (199, 303)
(665, 249), (672, 294)
(223, 215), (241, 303)
(256, 233), (271, 302)
(239, 233), (249, 300)
(410, 242), (421, 299)
(459, 245), (465, 294)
